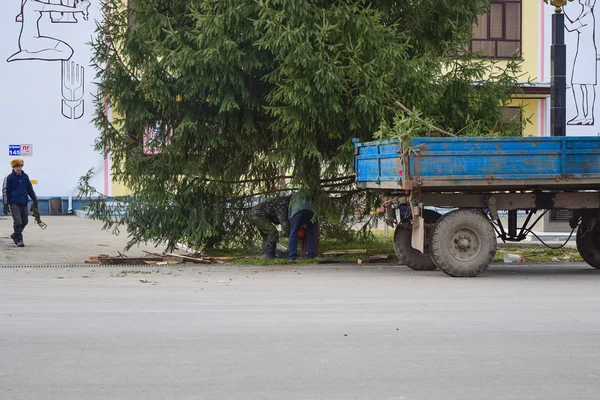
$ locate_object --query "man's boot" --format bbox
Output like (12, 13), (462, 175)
(268, 242), (277, 259)
(10, 233), (18, 246)
(13, 230), (24, 247)
(263, 241), (276, 259)
(262, 241), (273, 259)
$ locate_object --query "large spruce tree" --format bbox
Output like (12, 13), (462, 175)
(82, 0), (523, 250)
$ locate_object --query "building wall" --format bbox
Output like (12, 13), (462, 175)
(522, 0), (541, 86)
(0, 0), (112, 212)
(112, 179), (129, 197)
(479, 1), (546, 138)
(506, 97), (543, 137)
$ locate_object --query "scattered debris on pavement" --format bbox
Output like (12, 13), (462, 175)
(85, 253), (237, 265)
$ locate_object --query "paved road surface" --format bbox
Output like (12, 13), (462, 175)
(2, 263), (600, 400)
(0, 215), (167, 265)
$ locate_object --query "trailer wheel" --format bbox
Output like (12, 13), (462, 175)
(576, 223), (600, 269)
(393, 209), (441, 271)
(430, 209), (496, 277)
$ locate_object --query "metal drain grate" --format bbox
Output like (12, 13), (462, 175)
(1, 264), (162, 269)
(0, 263), (232, 268)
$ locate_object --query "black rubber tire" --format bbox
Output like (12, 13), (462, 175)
(393, 209), (442, 271)
(430, 209), (496, 277)
(576, 224), (600, 269)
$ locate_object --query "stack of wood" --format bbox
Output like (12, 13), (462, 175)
(85, 253), (236, 265)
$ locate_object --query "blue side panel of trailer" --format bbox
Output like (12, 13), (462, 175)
(409, 136), (600, 179)
(354, 136), (600, 188)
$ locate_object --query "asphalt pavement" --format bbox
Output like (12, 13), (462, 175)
(2, 215), (600, 400)
(1, 263), (600, 400)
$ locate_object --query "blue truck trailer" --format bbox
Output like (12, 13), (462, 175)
(353, 136), (600, 277)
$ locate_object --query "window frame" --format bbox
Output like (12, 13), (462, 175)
(470, 0), (522, 59)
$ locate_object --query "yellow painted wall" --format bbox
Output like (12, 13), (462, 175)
(508, 98), (542, 137)
(109, 0), (134, 196)
(521, 0), (540, 81)
(522, 99), (540, 137)
(497, 2), (545, 137)
(517, 1), (546, 137)
(109, 108), (133, 196)
(112, 180), (130, 196)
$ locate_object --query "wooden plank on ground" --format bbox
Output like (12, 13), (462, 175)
(205, 257), (237, 262)
(322, 249), (368, 256)
(98, 257), (164, 265)
(164, 253), (213, 264)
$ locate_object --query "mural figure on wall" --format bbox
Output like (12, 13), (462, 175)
(8, 0), (90, 62)
(7, 0), (91, 120)
(16, 0), (86, 23)
(564, 0), (598, 126)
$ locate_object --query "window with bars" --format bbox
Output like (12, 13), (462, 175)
(495, 106), (524, 135)
(471, 0), (522, 58)
(502, 107), (522, 127)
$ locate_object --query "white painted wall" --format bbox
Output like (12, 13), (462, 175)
(0, 0), (108, 198)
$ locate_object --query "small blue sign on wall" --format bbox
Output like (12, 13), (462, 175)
(9, 145), (21, 156)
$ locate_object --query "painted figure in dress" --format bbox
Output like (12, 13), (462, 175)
(564, 0), (597, 125)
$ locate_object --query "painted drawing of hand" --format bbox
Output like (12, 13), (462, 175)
(61, 60), (85, 119)
(75, 0), (91, 21)
(50, 0), (92, 24)
(62, 60), (84, 101)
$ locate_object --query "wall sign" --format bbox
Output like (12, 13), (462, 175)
(8, 144), (33, 156)
(21, 144), (32, 156)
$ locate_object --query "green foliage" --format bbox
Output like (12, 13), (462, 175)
(375, 55), (527, 143)
(83, 0), (524, 250)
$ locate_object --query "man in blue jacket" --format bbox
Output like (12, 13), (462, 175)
(3, 158), (38, 247)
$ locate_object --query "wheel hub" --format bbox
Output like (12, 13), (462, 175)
(457, 237), (470, 250)
(450, 229), (480, 261)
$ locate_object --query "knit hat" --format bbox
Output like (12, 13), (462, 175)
(10, 158), (24, 168)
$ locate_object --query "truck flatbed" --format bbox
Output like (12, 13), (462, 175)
(353, 136), (600, 277)
(355, 136), (600, 191)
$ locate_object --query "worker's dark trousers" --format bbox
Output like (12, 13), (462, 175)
(10, 204), (28, 242)
(289, 210), (317, 260)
